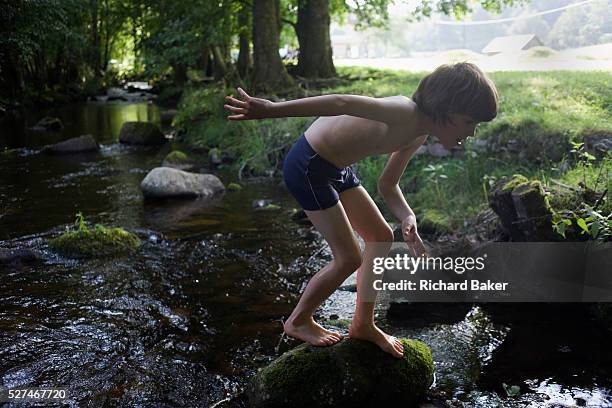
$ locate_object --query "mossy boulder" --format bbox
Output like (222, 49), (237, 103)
(119, 121), (165, 145)
(247, 337), (433, 408)
(489, 174), (555, 241)
(161, 150), (195, 170)
(227, 182), (242, 192)
(48, 225), (141, 259)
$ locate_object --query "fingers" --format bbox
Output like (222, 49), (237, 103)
(227, 114), (246, 120)
(225, 95), (247, 108)
(237, 87), (250, 100)
(224, 103), (246, 114)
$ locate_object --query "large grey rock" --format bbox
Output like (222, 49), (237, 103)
(247, 338), (433, 408)
(140, 167), (225, 198)
(44, 135), (99, 154)
(119, 122), (165, 145)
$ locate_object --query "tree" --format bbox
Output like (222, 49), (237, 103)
(252, 0), (295, 92)
(548, 0), (612, 49)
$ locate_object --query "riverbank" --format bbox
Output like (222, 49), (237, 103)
(173, 67), (611, 240)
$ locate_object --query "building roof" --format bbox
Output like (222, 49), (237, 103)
(482, 34), (541, 54)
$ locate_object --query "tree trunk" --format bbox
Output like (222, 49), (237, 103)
(296, 0), (336, 78)
(90, 0), (101, 79)
(173, 63), (187, 88)
(252, 0), (294, 93)
(212, 46), (228, 81)
(237, 4), (252, 80)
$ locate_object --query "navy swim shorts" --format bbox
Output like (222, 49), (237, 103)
(282, 133), (361, 211)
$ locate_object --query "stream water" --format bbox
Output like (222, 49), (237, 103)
(1, 98), (610, 407)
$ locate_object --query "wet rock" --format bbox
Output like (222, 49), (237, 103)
(43, 135), (100, 154)
(32, 116), (63, 132)
(427, 143), (451, 157)
(140, 167), (225, 199)
(119, 122), (165, 145)
(247, 338), (433, 408)
(48, 224), (141, 259)
(161, 150), (195, 171)
(488, 174), (555, 241)
(208, 148), (222, 166)
(0, 248), (42, 265)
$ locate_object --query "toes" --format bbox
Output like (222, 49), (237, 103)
(315, 338), (329, 346)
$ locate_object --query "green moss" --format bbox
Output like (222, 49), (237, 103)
(227, 182), (242, 191)
(164, 150), (190, 163)
(419, 209), (452, 234)
(324, 318), (352, 329)
(502, 174), (530, 192)
(249, 337), (433, 407)
(49, 224), (141, 259)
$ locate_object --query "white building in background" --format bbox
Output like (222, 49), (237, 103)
(482, 34), (544, 55)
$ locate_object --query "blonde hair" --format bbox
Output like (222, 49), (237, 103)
(412, 62), (499, 125)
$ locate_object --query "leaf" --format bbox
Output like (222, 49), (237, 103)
(556, 222), (567, 238)
(576, 218), (589, 234)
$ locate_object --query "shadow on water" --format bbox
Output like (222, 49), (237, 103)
(1, 100), (611, 407)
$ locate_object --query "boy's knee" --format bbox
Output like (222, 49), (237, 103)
(336, 254), (362, 275)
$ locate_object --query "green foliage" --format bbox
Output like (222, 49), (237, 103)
(552, 203), (611, 241)
(173, 86), (312, 177)
(548, 0), (612, 49)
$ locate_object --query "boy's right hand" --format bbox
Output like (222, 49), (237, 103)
(224, 87), (274, 120)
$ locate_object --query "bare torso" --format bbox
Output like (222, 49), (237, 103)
(304, 96), (425, 168)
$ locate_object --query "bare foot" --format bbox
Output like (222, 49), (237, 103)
(283, 316), (344, 346)
(348, 323), (404, 358)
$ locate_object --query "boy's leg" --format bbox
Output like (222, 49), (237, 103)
(283, 201), (363, 346)
(339, 186), (404, 358)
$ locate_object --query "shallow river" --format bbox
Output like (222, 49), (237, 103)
(0, 99), (610, 407)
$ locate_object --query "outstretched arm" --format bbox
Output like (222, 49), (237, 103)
(224, 88), (412, 124)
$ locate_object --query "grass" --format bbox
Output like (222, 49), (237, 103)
(173, 67), (611, 235)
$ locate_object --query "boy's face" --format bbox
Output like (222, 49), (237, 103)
(435, 113), (478, 149)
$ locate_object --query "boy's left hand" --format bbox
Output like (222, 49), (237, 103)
(224, 87), (273, 120)
(401, 215), (428, 257)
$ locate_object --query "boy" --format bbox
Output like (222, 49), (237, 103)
(224, 62), (499, 358)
